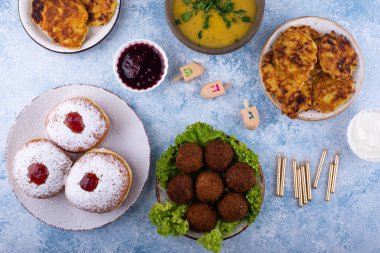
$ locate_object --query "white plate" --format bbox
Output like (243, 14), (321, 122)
(259, 16), (364, 121)
(6, 85), (150, 230)
(19, 0), (120, 53)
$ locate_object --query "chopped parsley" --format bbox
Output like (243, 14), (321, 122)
(177, 0), (252, 39)
(198, 30), (203, 39)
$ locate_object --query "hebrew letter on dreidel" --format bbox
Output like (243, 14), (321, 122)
(173, 62), (204, 82)
(201, 80), (231, 99)
(211, 84), (221, 92)
(241, 99), (260, 130)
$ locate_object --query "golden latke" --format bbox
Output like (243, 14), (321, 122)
(288, 25), (321, 40)
(316, 32), (358, 81)
(312, 72), (355, 113)
(41, 0), (89, 49)
(31, 0), (46, 27)
(282, 78), (313, 118)
(261, 51), (300, 106)
(273, 28), (318, 88)
(81, 0), (116, 26)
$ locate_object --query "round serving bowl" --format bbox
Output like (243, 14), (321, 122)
(165, 0), (265, 55)
(19, 0), (121, 54)
(347, 109), (380, 163)
(113, 39), (169, 92)
(259, 16), (364, 121)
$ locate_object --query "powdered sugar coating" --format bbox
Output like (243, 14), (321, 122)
(12, 139), (73, 198)
(65, 150), (131, 213)
(46, 97), (109, 152)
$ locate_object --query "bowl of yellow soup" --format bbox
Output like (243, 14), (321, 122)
(166, 0), (265, 54)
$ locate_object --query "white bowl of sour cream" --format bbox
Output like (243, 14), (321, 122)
(347, 109), (380, 162)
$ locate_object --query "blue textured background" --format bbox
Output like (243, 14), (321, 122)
(1, 0), (380, 252)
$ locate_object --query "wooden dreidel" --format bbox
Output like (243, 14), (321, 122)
(173, 62), (204, 82)
(241, 99), (260, 130)
(200, 80), (231, 99)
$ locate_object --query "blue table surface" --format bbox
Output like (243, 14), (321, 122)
(1, 0), (380, 252)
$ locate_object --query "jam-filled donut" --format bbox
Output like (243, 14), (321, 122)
(46, 97), (109, 153)
(65, 148), (132, 213)
(12, 139), (73, 199)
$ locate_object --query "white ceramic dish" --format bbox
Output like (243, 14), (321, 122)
(113, 39), (169, 92)
(18, 0), (120, 53)
(6, 85), (150, 230)
(259, 16), (364, 121)
(347, 109), (380, 163)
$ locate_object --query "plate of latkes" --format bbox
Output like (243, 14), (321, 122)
(5, 85), (150, 230)
(259, 16), (364, 120)
(19, 0), (120, 53)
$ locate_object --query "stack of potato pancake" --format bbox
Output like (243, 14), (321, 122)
(261, 26), (357, 118)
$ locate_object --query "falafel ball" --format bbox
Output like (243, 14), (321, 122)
(185, 203), (217, 232)
(217, 193), (248, 222)
(225, 163), (256, 193)
(167, 174), (194, 204)
(196, 171), (224, 202)
(176, 143), (204, 173)
(205, 140), (233, 172)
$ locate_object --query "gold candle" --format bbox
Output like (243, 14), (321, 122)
(326, 163), (334, 201)
(313, 149), (327, 188)
(280, 154), (286, 196)
(306, 161), (312, 201)
(292, 160), (298, 199)
(297, 166), (303, 207)
(276, 153), (281, 196)
(300, 164), (308, 204)
(331, 153), (340, 193)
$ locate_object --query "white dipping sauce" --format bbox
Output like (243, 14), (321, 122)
(348, 110), (380, 162)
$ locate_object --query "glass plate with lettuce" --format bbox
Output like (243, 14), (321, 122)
(149, 122), (265, 253)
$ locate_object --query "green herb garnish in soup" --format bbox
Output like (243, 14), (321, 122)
(173, 0), (256, 48)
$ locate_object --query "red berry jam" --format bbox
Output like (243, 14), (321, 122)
(64, 112), (85, 133)
(117, 43), (165, 90)
(79, 173), (99, 192)
(28, 163), (49, 185)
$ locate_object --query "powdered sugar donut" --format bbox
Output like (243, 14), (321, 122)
(65, 148), (132, 213)
(12, 139), (73, 199)
(46, 97), (110, 153)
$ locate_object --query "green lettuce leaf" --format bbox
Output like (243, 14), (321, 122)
(149, 202), (189, 237)
(156, 145), (179, 188)
(197, 221), (239, 253)
(175, 122), (226, 147)
(245, 186), (262, 224)
(226, 137), (260, 175)
(219, 221), (240, 236)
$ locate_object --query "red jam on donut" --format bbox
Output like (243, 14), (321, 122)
(80, 172), (99, 192)
(64, 112), (85, 133)
(28, 163), (49, 185)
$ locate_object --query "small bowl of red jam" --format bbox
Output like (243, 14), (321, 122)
(113, 39), (168, 92)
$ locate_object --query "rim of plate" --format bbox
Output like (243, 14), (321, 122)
(259, 16), (365, 121)
(5, 84), (151, 231)
(18, 0), (121, 54)
(154, 137), (265, 240)
(113, 39), (169, 93)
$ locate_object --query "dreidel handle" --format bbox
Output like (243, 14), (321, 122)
(244, 99), (250, 109)
(173, 74), (183, 82)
